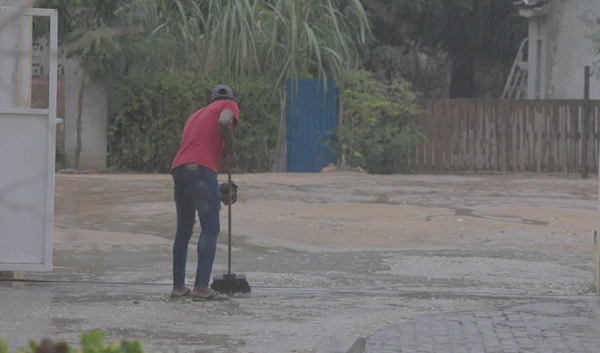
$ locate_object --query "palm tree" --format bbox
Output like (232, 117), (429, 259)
(135, 0), (371, 84)
(38, 0), (371, 86)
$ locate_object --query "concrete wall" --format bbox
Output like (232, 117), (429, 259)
(543, 0), (600, 99)
(64, 58), (108, 170)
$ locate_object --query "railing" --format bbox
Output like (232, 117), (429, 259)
(501, 38), (528, 99)
(414, 99), (600, 173)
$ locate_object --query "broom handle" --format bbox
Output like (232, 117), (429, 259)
(227, 166), (232, 277)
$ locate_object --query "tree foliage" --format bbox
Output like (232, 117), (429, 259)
(36, 0), (371, 86)
(362, 0), (526, 98)
(336, 70), (423, 174)
(593, 33), (600, 77)
(35, 0), (127, 79)
(33, 0), (373, 171)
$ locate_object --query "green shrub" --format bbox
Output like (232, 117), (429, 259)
(108, 69), (199, 173)
(1, 330), (143, 353)
(108, 69), (280, 173)
(109, 67), (422, 175)
(215, 79), (280, 174)
(336, 70), (424, 174)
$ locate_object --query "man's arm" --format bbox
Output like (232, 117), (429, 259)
(218, 109), (236, 165)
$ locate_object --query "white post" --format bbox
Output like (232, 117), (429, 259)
(591, 69), (600, 293)
(596, 147), (600, 293)
(526, 18), (538, 100)
(18, 10), (32, 108)
(45, 8), (57, 268)
(0, 1), (21, 108)
(538, 17), (547, 99)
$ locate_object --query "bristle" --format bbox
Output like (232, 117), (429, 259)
(211, 275), (251, 295)
(236, 280), (251, 294)
(210, 280), (227, 293)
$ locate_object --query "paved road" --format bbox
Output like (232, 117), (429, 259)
(365, 297), (600, 353)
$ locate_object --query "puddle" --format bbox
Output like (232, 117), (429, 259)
(51, 318), (85, 330)
(454, 207), (549, 226)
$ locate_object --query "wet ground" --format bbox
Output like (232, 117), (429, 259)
(0, 172), (599, 352)
(365, 298), (600, 353)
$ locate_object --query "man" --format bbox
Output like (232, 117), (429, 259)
(169, 84), (239, 301)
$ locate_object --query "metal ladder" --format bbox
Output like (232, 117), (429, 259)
(501, 38), (528, 99)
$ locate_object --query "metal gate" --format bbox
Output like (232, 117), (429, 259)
(0, 7), (58, 271)
(286, 79), (338, 172)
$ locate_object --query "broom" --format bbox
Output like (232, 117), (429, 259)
(210, 166), (251, 295)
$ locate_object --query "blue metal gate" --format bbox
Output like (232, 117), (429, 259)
(286, 79), (338, 172)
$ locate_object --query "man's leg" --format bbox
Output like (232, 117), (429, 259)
(184, 167), (227, 300)
(172, 170), (195, 296)
(194, 186), (221, 290)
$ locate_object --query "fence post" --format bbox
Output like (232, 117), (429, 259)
(595, 230), (600, 294)
(338, 87), (345, 167)
(582, 66), (590, 179)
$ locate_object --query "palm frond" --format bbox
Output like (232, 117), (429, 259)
(37, 0), (372, 86)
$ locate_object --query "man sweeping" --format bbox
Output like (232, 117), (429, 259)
(169, 84), (239, 301)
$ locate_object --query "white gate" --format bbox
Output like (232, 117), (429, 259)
(0, 7), (58, 271)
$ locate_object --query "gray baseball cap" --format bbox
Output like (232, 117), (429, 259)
(211, 84), (235, 102)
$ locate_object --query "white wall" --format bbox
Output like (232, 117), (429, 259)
(64, 58), (108, 170)
(543, 0), (600, 99)
(0, 110), (53, 271)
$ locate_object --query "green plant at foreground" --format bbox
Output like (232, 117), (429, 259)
(0, 337), (8, 353)
(336, 70), (424, 174)
(0, 330), (144, 353)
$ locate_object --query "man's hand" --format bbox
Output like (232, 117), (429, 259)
(226, 150), (237, 169)
(220, 181), (238, 205)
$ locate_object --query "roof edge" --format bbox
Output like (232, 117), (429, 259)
(512, 0), (550, 10)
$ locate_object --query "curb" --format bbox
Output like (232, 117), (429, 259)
(346, 337), (366, 353)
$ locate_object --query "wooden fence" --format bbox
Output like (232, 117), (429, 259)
(414, 99), (600, 173)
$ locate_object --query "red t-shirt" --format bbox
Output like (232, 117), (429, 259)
(171, 100), (240, 173)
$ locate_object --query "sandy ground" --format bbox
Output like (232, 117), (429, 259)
(1, 172), (598, 352)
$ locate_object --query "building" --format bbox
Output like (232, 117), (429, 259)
(504, 0), (600, 100)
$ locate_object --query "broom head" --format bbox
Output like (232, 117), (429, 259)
(210, 274), (251, 295)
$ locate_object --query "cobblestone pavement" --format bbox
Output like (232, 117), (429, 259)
(365, 297), (600, 353)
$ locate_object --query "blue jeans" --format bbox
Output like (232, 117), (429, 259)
(171, 163), (221, 289)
